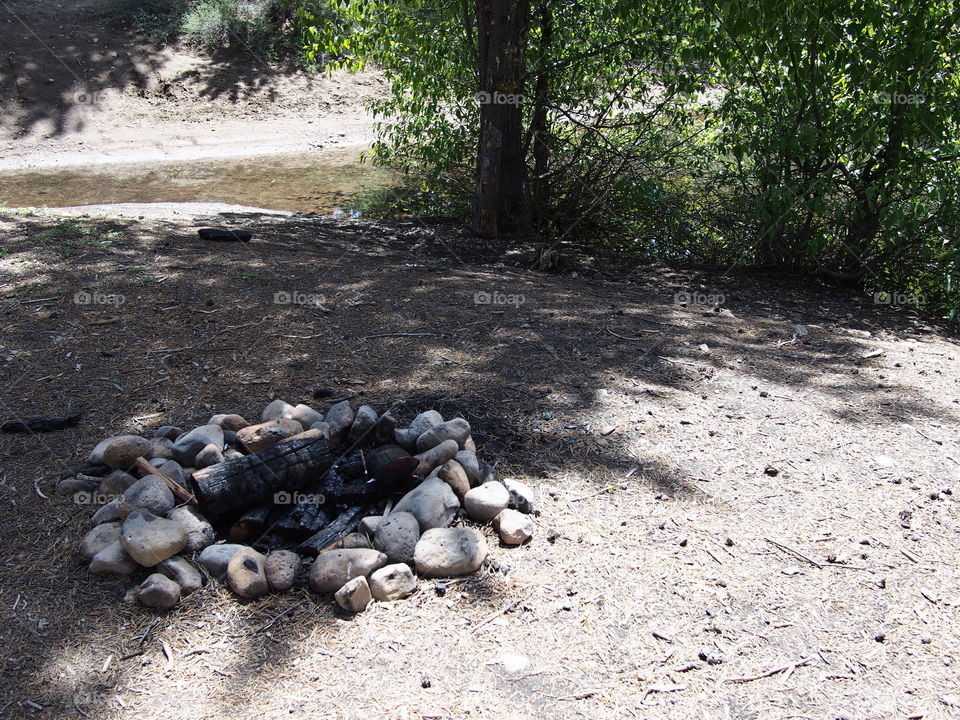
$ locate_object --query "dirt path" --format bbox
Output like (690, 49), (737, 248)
(0, 211), (958, 719)
(0, 0), (383, 171)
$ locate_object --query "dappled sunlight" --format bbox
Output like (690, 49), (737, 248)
(1, 210), (959, 718)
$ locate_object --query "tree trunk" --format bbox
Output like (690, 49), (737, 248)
(530, 0), (552, 264)
(475, 0), (531, 238)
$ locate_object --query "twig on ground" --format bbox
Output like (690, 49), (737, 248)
(724, 658), (809, 683)
(469, 598), (522, 634)
(568, 485), (618, 502)
(361, 332), (438, 341)
(765, 538), (823, 569)
(641, 684), (686, 701)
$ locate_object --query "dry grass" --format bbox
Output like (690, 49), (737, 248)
(1, 210), (959, 719)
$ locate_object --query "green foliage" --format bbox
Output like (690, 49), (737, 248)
(179, 0), (278, 55)
(305, 0), (960, 317)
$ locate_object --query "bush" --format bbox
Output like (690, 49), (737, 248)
(179, 0), (277, 55)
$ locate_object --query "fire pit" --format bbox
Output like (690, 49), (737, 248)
(70, 399), (535, 612)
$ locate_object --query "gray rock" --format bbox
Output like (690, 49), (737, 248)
(394, 410), (444, 450)
(156, 461), (186, 487)
(227, 547), (270, 598)
(347, 405), (379, 445)
(168, 505), (215, 552)
(503, 478), (535, 514)
(414, 527), (488, 578)
(262, 399), (296, 422)
(374, 413), (397, 445)
(208, 413), (250, 431)
(291, 403), (324, 428)
(437, 459), (470, 499)
(135, 573), (180, 609)
(223, 448), (245, 461)
(153, 426), (184, 441)
(415, 418), (471, 452)
(197, 543), (245, 579)
(335, 575), (372, 613)
(359, 515), (382, 537)
(120, 509), (187, 566)
(493, 509), (534, 545)
(171, 425), (224, 466)
(116, 475), (175, 519)
(102, 435), (152, 470)
(464, 481), (510, 523)
(149, 437), (174, 461)
(235, 418), (302, 453)
(308, 421), (331, 439)
(369, 563), (417, 601)
(265, 550), (300, 592)
(374, 511), (420, 564)
(91, 498), (121, 525)
(87, 435), (120, 465)
(57, 474), (99, 497)
(81, 521), (121, 559)
(391, 476), (460, 532)
(100, 469), (138, 497)
(222, 429), (237, 446)
(89, 540), (138, 575)
(308, 549), (387, 593)
(336, 532), (372, 549)
(414, 439), (460, 476)
(325, 400), (355, 445)
(455, 450), (483, 487)
(148, 458), (166, 468)
(156, 555), (204, 594)
(194, 443), (224, 468)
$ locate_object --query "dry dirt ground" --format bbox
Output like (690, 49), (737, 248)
(0, 209), (959, 720)
(0, 0), (382, 170)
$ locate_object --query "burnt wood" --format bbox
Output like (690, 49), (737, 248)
(191, 435), (335, 516)
(2, 413), (82, 433)
(297, 504), (374, 556)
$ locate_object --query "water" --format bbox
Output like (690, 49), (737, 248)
(0, 147), (395, 215)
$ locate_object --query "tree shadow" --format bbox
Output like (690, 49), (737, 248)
(0, 0), (304, 143)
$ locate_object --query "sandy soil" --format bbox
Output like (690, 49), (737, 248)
(0, 0), (383, 171)
(0, 210), (958, 720)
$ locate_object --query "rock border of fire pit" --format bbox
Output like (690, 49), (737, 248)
(71, 399), (536, 613)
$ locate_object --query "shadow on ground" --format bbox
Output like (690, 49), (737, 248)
(0, 210), (957, 717)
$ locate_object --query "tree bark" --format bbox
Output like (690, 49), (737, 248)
(475, 0), (532, 237)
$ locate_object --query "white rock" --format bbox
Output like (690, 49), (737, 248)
(464, 481), (510, 523)
(369, 563), (417, 601)
(335, 575), (372, 613)
(414, 527), (487, 578)
(493, 509), (534, 545)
